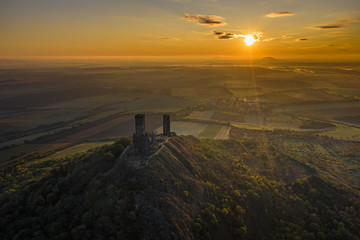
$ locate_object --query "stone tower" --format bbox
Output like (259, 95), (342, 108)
(135, 114), (145, 137)
(133, 114), (149, 152)
(163, 114), (170, 136)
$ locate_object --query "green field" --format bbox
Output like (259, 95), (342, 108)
(199, 124), (223, 138)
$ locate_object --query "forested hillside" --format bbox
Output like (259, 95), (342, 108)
(1, 135), (359, 240)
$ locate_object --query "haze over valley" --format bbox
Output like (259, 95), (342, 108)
(1, 0), (360, 238)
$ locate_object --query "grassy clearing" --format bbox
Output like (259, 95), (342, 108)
(199, 124), (223, 138)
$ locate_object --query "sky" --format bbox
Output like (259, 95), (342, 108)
(1, 0), (359, 59)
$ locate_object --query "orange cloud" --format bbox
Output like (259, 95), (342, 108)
(160, 37), (179, 40)
(313, 18), (359, 29)
(183, 14), (226, 26)
(266, 12), (294, 17)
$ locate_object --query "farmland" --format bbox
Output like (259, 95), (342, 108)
(0, 59), (359, 169)
(41, 141), (115, 161)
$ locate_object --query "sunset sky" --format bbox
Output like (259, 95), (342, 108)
(1, 0), (359, 59)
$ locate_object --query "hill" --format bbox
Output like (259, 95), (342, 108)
(0, 135), (360, 239)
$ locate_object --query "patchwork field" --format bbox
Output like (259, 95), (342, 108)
(110, 95), (195, 112)
(41, 92), (146, 109)
(0, 109), (87, 132)
(0, 61), (359, 159)
(211, 111), (246, 123)
(52, 114), (164, 143)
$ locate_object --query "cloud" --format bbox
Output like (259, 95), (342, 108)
(266, 12), (294, 17)
(213, 31), (225, 36)
(160, 37), (179, 40)
(183, 14), (226, 26)
(212, 30), (238, 39)
(263, 37), (275, 42)
(282, 34), (294, 39)
(313, 25), (342, 29)
(262, 34), (294, 42)
(297, 38), (308, 41)
(212, 30), (262, 41)
(312, 18), (359, 29)
(218, 33), (237, 39)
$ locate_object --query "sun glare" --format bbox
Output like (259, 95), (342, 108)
(244, 35), (255, 46)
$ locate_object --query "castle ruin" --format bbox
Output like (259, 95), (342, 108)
(129, 113), (175, 156)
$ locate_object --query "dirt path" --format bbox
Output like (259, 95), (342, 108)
(215, 126), (230, 140)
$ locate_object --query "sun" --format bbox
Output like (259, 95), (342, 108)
(244, 35), (256, 46)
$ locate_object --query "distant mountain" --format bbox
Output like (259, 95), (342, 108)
(1, 135), (360, 239)
(259, 57), (279, 63)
